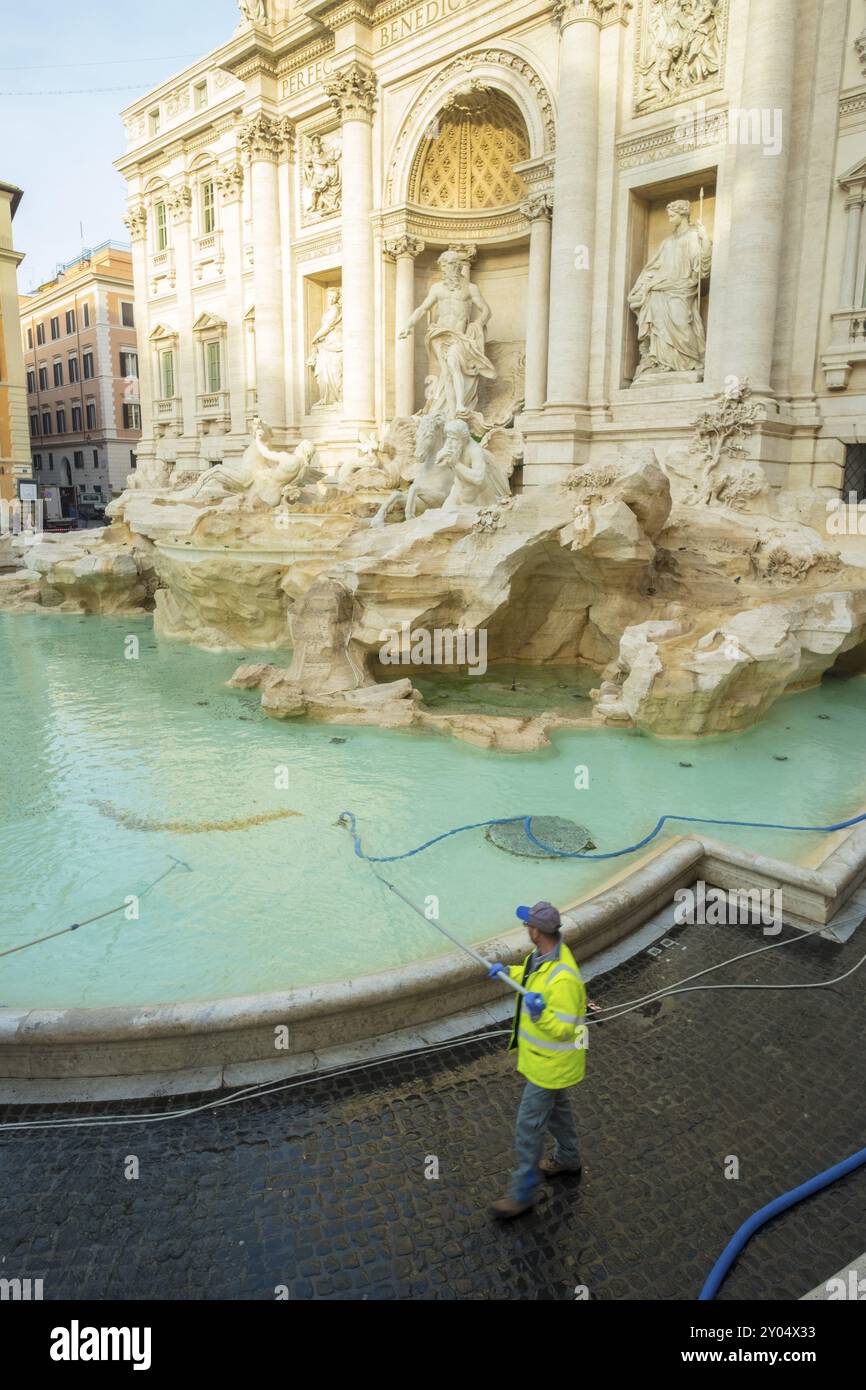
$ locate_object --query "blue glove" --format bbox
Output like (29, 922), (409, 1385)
(487, 962), (506, 980)
(525, 991), (545, 1021)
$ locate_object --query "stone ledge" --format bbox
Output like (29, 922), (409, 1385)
(1, 824), (863, 1095)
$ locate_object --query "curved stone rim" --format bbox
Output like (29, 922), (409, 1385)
(0, 822), (863, 1097)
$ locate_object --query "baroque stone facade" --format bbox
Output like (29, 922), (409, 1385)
(115, 0), (866, 493)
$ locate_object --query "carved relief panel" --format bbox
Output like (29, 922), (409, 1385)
(301, 130), (342, 225)
(634, 0), (728, 114)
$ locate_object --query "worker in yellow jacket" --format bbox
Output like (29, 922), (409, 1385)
(488, 901), (587, 1219)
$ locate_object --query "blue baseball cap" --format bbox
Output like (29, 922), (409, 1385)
(516, 901), (561, 934)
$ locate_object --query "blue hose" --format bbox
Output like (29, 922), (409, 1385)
(337, 808), (866, 864)
(699, 1144), (866, 1299)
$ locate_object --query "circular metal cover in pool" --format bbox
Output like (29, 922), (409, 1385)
(485, 816), (595, 859)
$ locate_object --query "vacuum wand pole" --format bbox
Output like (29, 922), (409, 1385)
(376, 874), (532, 999)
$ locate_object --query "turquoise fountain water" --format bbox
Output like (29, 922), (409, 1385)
(1, 612), (864, 1009)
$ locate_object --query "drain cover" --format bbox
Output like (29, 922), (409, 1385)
(485, 816), (595, 859)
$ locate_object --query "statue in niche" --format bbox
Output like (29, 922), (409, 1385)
(628, 199), (712, 383)
(399, 249), (497, 418)
(439, 420), (513, 511)
(307, 288), (343, 407)
(237, 0), (267, 24)
(303, 134), (341, 218)
(636, 0), (722, 110)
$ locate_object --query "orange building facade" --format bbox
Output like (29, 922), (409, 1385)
(19, 242), (141, 519)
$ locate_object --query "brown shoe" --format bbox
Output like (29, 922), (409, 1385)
(489, 1196), (536, 1220)
(539, 1158), (583, 1180)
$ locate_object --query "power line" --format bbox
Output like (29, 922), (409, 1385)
(0, 54), (200, 71)
(0, 85), (158, 97)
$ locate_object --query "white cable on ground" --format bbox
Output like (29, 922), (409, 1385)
(1, 922), (862, 1135)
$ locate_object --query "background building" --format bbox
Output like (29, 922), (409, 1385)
(116, 0), (866, 496)
(19, 241), (141, 519)
(0, 182), (29, 507)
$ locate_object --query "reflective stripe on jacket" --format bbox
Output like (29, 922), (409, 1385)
(507, 939), (587, 1090)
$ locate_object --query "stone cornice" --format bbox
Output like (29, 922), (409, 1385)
(378, 203), (530, 245)
(616, 105), (727, 167)
(840, 87), (866, 124)
(324, 61), (377, 121)
(275, 35), (335, 76)
(322, 0), (376, 27)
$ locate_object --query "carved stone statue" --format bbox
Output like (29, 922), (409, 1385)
(336, 432), (402, 492)
(189, 419), (316, 506)
(439, 419), (512, 511)
(628, 199), (712, 382)
(400, 249), (496, 418)
(307, 288), (343, 407)
(303, 134), (342, 218)
(372, 414), (452, 525)
(237, 0), (267, 24)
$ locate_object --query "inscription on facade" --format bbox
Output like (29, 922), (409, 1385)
(282, 58), (333, 98)
(378, 0), (474, 51)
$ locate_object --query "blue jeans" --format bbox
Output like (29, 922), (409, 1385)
(507, 1080), (582, 1203)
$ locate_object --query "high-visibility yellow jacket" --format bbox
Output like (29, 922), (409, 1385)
(507, 940), (588, 1090)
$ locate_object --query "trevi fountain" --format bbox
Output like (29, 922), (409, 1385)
(3, 0), (866, 1090)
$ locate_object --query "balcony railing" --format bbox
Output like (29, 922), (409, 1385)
(822, 308), (866, 390)
(149, 246), (175, 295)
(197, 390), (230, 418)
(193, 229), (223, 277)
(154, 396), (183, 424)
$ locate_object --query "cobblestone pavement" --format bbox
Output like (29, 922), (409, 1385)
(1, 917), (865, 1300)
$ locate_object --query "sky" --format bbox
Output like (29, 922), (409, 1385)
(0, 1), (238, 291)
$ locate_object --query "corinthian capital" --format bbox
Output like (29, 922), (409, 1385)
(520, 192), (553, 222)
(216, 162), (245, 203)
(238, 112), (295, 162)
(324, 62), (377, 122)
(123, 204), (148, 240)
(166, 185), (193, 222)
(554, 0), (631, 28)
(384, 235), (425, 260)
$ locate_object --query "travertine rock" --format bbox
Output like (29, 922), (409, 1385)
(594, 591), (866, 736)
(16, 529), (155, 615)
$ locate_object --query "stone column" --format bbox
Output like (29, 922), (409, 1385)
(719, 0), (796, 392)
(215, 162), (247, 436)
(325, 62), (376, 430)
(545, 1), (602, 408)
(122, 203), (154, 465)
(166, 184), (196, 444)
(840, 189), (865, 309)
(520, 193), (553, 411)
(384, 235), (425, 418)
(238, 112), (293, 431)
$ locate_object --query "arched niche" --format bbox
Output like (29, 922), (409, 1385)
(385, 47), (555, 211)
(408, 88), (531, 212)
